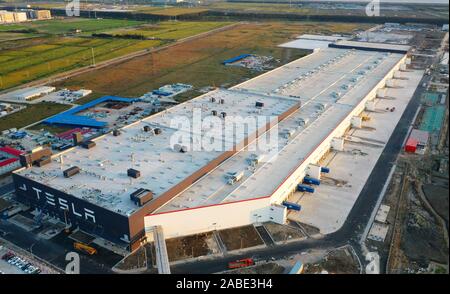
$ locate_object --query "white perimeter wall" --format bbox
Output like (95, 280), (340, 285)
(144, 197), (275, 241)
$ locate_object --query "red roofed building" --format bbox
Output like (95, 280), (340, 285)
(0, 146), (24, 174)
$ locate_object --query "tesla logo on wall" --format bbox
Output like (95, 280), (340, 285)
(22, 184), (96, 223)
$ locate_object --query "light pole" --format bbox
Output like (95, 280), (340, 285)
(91, 48), (96, 67)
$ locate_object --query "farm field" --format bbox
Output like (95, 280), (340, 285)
(0, 31), (41, 42)
(0, 37), (162, 90)
(134, 7), (209, 16)
(56, 21), (369, 101)
(0, 102), (70, 132)
(0, 18), (144, 35)
(0, 19), (232, 90)
(102, 21), (232, 40)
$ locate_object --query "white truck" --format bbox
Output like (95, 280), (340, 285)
(226, 171), (244, 185)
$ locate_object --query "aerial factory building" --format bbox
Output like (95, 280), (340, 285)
(13, 41), (410, 250)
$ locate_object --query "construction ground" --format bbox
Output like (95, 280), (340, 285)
(113, 221), (315, 272)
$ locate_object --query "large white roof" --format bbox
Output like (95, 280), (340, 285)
(18, 47), (406, 216)
(156, 48), (406, 212)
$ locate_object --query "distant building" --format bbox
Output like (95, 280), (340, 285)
(405, 129), (429, 154)
(13, 12), (27, 23)
(14, 86), (56, 101)
(0, 11), (15, 23)
(0, 146), (24, 175)
(36, 10), (51, 20)
(0, 10), (28, 23)
(24, 9), (51, 20)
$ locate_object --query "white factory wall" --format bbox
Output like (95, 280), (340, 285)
(144, 196), (273, 241)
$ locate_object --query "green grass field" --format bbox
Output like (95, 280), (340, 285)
(0, 31), (40, 41)
(0, 37), (161, 90)
(102, 21), (232, 40)
(0, 18), (144, 35)
(0, 19), (231, 90)
(134, 6), (209, 16)
(0, 102), (70, 132)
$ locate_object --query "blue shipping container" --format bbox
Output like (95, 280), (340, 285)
(320, 167), (330, 173)
(282, 201), (301, 211)
(303, 176), (321, 186)
(297, 184), (315, 193)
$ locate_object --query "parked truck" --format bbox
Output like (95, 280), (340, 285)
(73, 242), (97, 255)
(228, 258), (255, 269)
(226, 170), (244, 185)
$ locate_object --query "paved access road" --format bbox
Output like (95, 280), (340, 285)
(0, 220), (122, 274)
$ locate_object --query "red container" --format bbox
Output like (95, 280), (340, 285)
(405, 138), (418, 153)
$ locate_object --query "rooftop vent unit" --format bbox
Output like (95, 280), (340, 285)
(299, 118), (309, 126)
(226, 170), (244, 185)
(36, 156), (51, 167)
(113, 129), (121, 136)
(331, 92), (341, 98)
(173, 144), (188, 153)
(210, 97), (216, 103)
(143, 125), (152, 132)
(130, 188), (153, 207)
(211, 110), (217, 116)
(81, 140), (96, 149)
(255, 101), (264, 108)
(127, 168), (141, 179)
(72, 132), (83, 145)
(221, 112), (227, 119)
(63, 166), (80, 178)
(285, 129), (295, 138)
(20, 147), (52, 168)
(154, 128), (162, 135)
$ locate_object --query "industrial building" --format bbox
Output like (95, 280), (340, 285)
(13, 40), (411, 251)
(0, 10), (26, 23)
(0, 147), (24, 175)
(12, 86), (56, 101)
(0, 9), (51, 23)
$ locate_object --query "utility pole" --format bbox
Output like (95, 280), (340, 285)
(91, 47), (96, 67)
